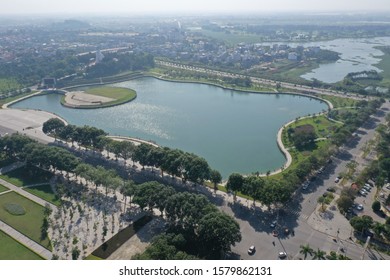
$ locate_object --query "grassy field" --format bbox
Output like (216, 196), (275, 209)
(85, 87), (135, 100)
(84, 254), (103, 260)
(375, 47), (390, 87)
(0, 184), (9, 193)
(266, 60), (320, 83)
(0, 165), (53, 187)
(319, 94), (358, 108)
(24, 184), (61, 207)
(0, 230), (44, 260)
(282, 115), (341, 148)
(0, 191), (51, 250)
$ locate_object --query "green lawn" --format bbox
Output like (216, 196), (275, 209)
(24, 184), (61, 207)
(282, 115), (341, 148)
(85, 86), (136, 100)
(0, 191), (51, 250)
(0, 165), (53, 187)
(0, 230), (44, 260)
(84, 254), (103, 260)
(319, 94), (358, 108)
(375, 46), (390, 87)
(0, 184), (9, 193)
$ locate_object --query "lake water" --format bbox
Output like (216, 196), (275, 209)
(11, 77), (327, 178)
(300, 37), (390, 83)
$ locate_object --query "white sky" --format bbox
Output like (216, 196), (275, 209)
(1, 0), (389, 15)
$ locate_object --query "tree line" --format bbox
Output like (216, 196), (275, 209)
(43, 118), (218, 187)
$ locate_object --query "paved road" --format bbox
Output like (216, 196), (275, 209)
(0, 109), (57, 144)
(230, 101), (390, 260)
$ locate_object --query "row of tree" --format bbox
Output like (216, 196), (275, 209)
(226, 173), (293, 209)
(43, 118), (218, 186)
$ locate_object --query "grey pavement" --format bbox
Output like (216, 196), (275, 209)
(0, 108), (58, 144)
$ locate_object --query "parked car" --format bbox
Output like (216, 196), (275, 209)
(278, 252), (287, 259)
(356, 204), (364, 211)
(363, 186), (371, 192)
(248, 245), (256, 255)
(270, 220), (277, 228)
(335, 177), (341, 183)
(359, 190), (368, 196)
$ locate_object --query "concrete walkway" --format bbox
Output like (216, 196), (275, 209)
(0, 221), (52, 259)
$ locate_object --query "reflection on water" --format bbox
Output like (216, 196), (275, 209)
(12, 77), (327, 178)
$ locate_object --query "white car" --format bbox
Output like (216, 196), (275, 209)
(359, 190), (368, 196)
(356, 204), (364, 211)
(278, 251), (287, 259)
(248, 245), (256, 255)
(335, 177), (341, 183)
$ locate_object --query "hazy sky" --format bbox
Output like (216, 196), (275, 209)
(1, 0), (389, 15)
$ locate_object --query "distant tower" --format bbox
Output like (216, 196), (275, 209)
(95, 50), (105, 64)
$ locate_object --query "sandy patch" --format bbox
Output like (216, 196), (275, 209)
(64, 91), (114, 106)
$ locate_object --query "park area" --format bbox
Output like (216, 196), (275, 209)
(0, 191), (51, 250)
(62, 86), (136, 108)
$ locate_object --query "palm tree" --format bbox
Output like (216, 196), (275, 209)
(299, 244), (314, 260)
(312, 248), (326, 260)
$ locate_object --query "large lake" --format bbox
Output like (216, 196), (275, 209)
(300, 37), (390, 83)
(261, 37), (390, 83)
(11, 77), (327, 178)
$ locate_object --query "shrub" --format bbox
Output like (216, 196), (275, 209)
(372, 201), (381, 212)
(4, 203), (26, 215)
